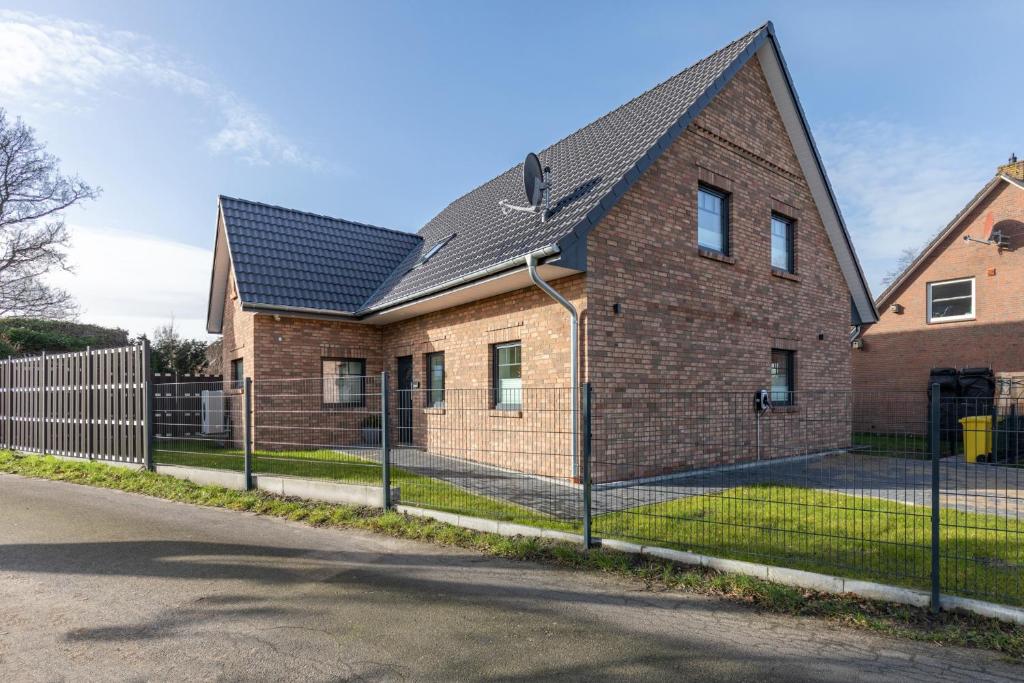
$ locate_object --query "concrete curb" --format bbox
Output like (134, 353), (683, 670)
(395, 505), (1024, 626)
(155, 464), (246, 490)
(255, 475), (400, 508)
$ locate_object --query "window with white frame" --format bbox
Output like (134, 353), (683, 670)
(927, 278), (974, 322)
(322, 358), (366, 406)
(492, 341), (522, 409)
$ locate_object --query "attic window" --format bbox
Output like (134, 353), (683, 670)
(413, 234), (455, 269)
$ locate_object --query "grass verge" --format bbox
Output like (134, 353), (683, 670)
(1, 450), (1023, 661)
(153, 441), (573, 531)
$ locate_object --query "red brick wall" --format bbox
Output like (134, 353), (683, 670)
(852, 180), (1024, 431)
(220, 55), (856, 482)
(381, 275), (585, 479)
(585, 55), (853, 480)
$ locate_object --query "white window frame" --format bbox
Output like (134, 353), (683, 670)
(926, 277), (975, 323)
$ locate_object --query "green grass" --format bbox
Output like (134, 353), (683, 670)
(2, 450), (1023, 661)
(852, 432), (932, 458)
(153, 440), (572, 532)
(596, 484), (1024, 605)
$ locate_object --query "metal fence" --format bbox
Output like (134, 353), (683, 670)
(7, 364), (1024, 611)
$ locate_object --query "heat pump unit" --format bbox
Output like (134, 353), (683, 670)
(202, 390), (225, 434)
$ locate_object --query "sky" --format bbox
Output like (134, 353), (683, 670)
(1, 1), (1022, 339)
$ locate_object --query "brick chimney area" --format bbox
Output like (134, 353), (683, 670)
(998, 154), (1024, 180)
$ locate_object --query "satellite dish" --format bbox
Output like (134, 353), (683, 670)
(499, 152), (552, 222)
(524, 152), (545, 208)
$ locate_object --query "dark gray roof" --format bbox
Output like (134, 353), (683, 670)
(360, 24), (768, 311)
(219, 196), (422, 313)
(216, 21), (876, 325)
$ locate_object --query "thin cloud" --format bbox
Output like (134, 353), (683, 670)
(47, 224), (213, 340)
(818, 120), (994, 295)
(0, 10), (318, 168)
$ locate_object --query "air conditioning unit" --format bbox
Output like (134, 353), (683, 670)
(202, 390), (225, 434)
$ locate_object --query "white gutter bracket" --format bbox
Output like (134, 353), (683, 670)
(525, 252), (580, 479)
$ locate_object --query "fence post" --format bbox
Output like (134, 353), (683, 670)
(39, 351), (46, 455)
(381, 371), (391, 509)
(582, 382), (594, 550)
(5, 355), (11, 450)
(84, 347), (93, 460)
(142, 339), (154, 471)
(929, 381), (941, 614)
(243, 376), (253, 491)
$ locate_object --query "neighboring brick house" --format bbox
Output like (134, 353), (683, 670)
(852, 159), (1024, 431)
(206, 23), (877, 482)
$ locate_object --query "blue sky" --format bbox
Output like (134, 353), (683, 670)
(1, 1), (1021, 337)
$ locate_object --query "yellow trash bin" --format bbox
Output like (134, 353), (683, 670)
(959, 415), (992, 463)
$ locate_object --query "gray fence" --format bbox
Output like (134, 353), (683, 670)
(0, 344), (151, 465)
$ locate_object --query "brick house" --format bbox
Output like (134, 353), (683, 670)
(852, 159), (1024, 429)
(206, 23), (877, 482)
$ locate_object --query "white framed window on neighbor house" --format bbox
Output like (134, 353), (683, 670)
(927, 278), (975, 323)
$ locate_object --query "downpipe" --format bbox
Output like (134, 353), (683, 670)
(525, 253), (579, 480)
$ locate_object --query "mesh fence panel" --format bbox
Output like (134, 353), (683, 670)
(251, 376), (383, 485)
(152, 379), (245, 470)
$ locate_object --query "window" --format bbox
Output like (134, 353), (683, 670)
(927, 278), (975, 322)
(697, 185), (729, 254)
(770, 349), (795, 406)
(322, 358), (366, 406)
(492, 341), (522, 409)
(771, 214), (794, 273)
(425, 352), (445, 408)
(230, 358), (244, 390)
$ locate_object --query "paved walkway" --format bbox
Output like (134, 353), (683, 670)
(1, 474), (1021, 682)
(389, 448), (1024, 520)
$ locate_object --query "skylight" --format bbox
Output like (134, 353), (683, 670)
(413, 234), (455, 269)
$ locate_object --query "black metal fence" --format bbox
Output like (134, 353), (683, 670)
(31, 370), (1024, 611)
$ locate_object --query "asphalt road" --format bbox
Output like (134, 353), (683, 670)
(0, 473), (1020, 682)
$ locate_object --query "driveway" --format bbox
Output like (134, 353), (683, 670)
(0, 474), (1020, 682)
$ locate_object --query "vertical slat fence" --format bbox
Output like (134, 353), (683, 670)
(0, 344), (150, 464)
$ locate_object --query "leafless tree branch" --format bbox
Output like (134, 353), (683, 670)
(0, 108), (99, 319)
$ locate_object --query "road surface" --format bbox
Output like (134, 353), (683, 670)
(0, 473), (1019, 681)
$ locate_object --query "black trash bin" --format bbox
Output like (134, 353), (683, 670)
(929, 368), (961, 456)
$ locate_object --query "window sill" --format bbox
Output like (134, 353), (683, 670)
(771, 268), (800, 282)
(927, 316), (975, 325)
(423, 407), (446, 416)
(697, 248), (736, 265)
(490, 409), (522, 418)
(771, 404), (800, 414)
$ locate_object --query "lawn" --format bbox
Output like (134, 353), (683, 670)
(153, 439), (573, 532)
(594, 484), (1024, 605)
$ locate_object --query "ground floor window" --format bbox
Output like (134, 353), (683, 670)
(770, 349), (795, 406)
(492, 341), (522, 409)
(426, 351), (445, 407)
(322, 358), (366, 406)
(230, 358), (244, 390)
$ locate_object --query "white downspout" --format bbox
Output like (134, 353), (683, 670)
(525, 252), (579, 479)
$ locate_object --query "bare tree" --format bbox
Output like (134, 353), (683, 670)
(880, 247), (919, 287)
(0, 108), (98, 319)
